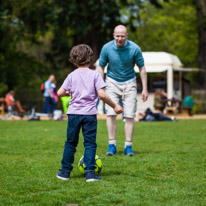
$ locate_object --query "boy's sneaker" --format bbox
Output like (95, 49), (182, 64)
(124, 146), (135, 156)
(56, 170), (70, 180)
(86, 172), (102, 182)
(106, 144), (116, 156)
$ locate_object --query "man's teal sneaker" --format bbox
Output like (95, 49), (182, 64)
(124, 145), (135, 156)
(106, 144), (116, 156)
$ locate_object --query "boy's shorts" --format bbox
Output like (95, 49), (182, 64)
(105, 78), (137, 118)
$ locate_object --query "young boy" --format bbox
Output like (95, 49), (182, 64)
(57, 44), (123, 182)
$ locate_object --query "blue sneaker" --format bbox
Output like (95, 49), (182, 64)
(56, 170), (70, 180)
(106, 144), (116, 156)
(124, 146), (135, 156)
(86, 171), (102, 182)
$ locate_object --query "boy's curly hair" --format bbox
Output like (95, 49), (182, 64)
(69, 44), (94, 67)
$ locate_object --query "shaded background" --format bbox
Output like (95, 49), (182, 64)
(0, 0), (206, 112)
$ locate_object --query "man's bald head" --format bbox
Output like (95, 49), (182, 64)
(114, 25), (127, 34)
(113, 25), (128, 47)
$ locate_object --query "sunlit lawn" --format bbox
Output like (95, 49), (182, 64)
(0, 119), (206, 206)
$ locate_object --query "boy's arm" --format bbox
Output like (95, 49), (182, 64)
(57, 87), (70, 97)
(97, 89), (123, 114)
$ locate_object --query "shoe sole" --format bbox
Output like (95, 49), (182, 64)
(125, 153), (135, 156)
(56, 175), (69, 180)
(86, 178), (102, 182)
(105, 152), (116, 156)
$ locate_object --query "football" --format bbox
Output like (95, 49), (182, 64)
(78, 155), (102, 175)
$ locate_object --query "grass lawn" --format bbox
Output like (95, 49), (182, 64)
(0, 119), (206, 206)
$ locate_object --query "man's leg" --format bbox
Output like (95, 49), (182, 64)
(106, 115), (117, 155)
(107, 115), (117, 140)
(124, 117), (135, 156)
(125, 117), (135, 142)
(50, 97), (56, 115)
(123, 80), (137, 156)
(158, 113), (172, 121)
(104, 79), (121, 155)
(43, 97), (50, 113)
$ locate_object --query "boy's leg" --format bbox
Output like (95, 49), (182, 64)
(82, 115), (101, 181)
(57, 115), (81, 179)
(82, 115), (97, 172)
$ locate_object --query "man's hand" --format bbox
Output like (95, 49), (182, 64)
(142, 90), (148, 102)
(114, 104), (123, 114)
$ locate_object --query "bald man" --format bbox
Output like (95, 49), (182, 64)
(97, 25), (148, 156)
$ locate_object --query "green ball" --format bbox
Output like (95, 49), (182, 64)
(78, 155), (102, 175)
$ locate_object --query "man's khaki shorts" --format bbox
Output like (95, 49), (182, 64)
(105, 78), (137, 118)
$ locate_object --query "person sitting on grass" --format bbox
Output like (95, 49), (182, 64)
(56, 44), (123, 182)
(139, 108), (176, 122)
(5, 90), (25, 116)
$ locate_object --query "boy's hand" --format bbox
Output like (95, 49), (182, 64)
(65, 91), (71, 96)
(114, 104), (123, 114)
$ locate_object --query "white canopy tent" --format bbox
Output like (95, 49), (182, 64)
(96, 52), (198, 100)
(137, 52), (182, 99)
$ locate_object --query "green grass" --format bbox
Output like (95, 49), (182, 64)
(0, 119), (206, 206)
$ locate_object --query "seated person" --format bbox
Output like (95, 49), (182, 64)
(154, 89), (167, 112)
(139, 108), (176, 122)
(5, 90), (25, 115)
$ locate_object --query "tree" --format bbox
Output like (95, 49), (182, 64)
(147, 0), (206, 87)
(118, 0), (205, 88)
(192, 0), (206, 88)
(127, 1), (198, 67)
(0, 0), (122, 92)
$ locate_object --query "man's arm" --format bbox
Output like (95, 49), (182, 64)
(139, 66), (148, 102)
(96, 66), (105, 79)
(46, 88), (53, 98)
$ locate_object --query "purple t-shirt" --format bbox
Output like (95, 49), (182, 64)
(61, 68), (106, 115)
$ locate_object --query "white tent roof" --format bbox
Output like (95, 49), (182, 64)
(135, 52), (183, 72)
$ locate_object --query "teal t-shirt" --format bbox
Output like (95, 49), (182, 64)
(99, 40), (144, 82)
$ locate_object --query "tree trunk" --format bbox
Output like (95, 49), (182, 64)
(194, 0), (206, 88)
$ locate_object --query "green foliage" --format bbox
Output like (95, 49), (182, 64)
(0, 119), (206, 205)
(0, 0), (121, 92)
(0, 0), (203, 93)
(128, 0), (198, 67)
(0, 83), (8, 97)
